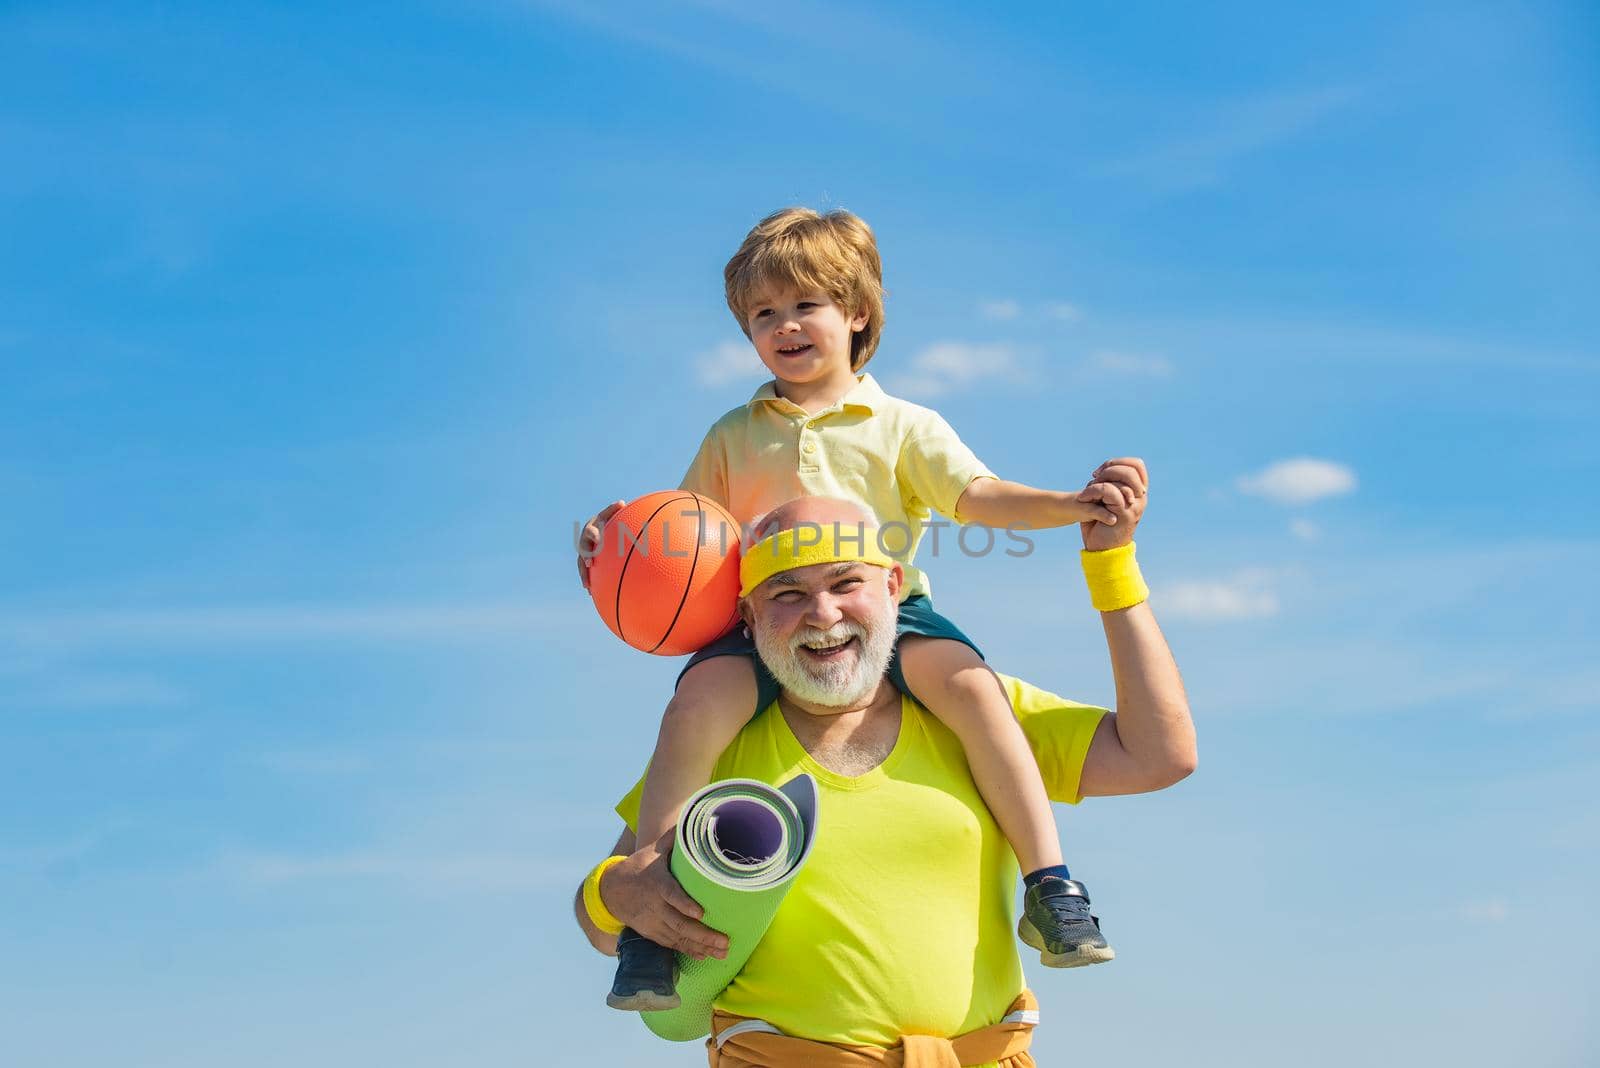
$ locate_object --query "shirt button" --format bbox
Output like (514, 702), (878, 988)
(803, 441), (817, 454)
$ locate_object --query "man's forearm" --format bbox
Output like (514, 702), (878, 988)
(575, 884), (620, 956)
(1100, 601), (1196, 789)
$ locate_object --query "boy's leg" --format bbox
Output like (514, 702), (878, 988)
(610, 654), (759, 1012)
(634, 655), (760, 845)
(896, 636), (1062, 874)
(897, 635), (1113, 967)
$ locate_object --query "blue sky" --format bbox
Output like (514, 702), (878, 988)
(2, 1), (1597, 1064)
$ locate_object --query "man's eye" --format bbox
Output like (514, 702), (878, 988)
(774, 590), (802, 602)
(834, 579), (863, 592)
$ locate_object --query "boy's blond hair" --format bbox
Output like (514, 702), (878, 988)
(724, 207), (886, 371)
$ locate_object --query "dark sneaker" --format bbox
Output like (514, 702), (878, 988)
(606, 928), (681, 1011)
(1017, 877), (1115, 968)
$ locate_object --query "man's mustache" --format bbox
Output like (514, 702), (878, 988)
(788, 621), (869, 653)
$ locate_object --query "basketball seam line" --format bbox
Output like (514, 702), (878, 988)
(647, 491), (709, 654)
(613, 492), (698, 650)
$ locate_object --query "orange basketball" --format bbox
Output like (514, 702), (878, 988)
(588, 490), (743, 656)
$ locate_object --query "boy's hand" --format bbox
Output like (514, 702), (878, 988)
(577, 499), (626, 590)
(1078, 457), (1148, 552)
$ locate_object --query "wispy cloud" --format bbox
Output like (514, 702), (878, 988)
(1088, 350), (1173, 377)
(695, 339), (762, 387)
(1289, 518), (1321, 541)
(1161, 573), (1280, 621)
(974, 299), (1082, 324)
(1454, 899), (1510, 923)
(885, 342), (1022, 399)
(0, 601), (575, 649)
(1237, 458), (1358, 505)
(216, 846), (580, 894)
(1100, 84), (1362, 193)
(0, 673), (186, 710)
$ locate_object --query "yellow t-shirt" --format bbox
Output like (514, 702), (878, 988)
(678, 372), (996, 601)
(615, 674), (1106, 1054)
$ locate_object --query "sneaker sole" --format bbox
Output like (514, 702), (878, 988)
(1017, 915), (1116, 969)
(605, 990), (682, 1012)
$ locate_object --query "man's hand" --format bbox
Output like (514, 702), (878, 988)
(600, 829), (729, 960)
(1077, 457), (1148, 551)
(576, 499), (625, 590)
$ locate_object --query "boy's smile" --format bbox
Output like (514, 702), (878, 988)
(745, 290), (869, 406)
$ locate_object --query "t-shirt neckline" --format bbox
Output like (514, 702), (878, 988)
(770, 693), (916, 791)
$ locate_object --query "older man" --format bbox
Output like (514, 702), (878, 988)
(577, 459), (1194, 1065)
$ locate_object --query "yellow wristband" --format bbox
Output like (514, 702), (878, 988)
(1081, 541), (1149, 612)
(581, 854), (628, 936)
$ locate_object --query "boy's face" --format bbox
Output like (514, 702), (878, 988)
(744, 289), (869, 388)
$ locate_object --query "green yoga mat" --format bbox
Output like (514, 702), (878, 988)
(642, 773), (820, 1042)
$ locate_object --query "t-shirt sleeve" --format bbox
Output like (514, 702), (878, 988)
(998, 673), (1107, 804)
(895, 411), (996, 523)
(614, 770), (647, 833)
(678, 425), (730, 510)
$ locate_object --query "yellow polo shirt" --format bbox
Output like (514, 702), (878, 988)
(679, 373), (995, 601)
(615, 673), (1106, 1055)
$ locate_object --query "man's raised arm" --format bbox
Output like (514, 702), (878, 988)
(1069, 458), (1198, 797)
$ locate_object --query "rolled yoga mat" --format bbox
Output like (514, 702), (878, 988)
(642, 773), (820, 1042)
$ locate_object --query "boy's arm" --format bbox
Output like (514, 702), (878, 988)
(956, 475), (1121, 530)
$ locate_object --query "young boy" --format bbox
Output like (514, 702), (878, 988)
(580, 207), (1140, 1011)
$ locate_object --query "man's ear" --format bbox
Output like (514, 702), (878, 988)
(885, 564), (903, 599)
(737, 597), (754, 629)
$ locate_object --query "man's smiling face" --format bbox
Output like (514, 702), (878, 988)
(746, 557), (899, 709)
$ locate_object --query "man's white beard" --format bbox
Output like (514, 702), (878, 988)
(753, 598), (897, 708)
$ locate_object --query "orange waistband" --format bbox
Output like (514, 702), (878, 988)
(706, 990), (1039, 1068)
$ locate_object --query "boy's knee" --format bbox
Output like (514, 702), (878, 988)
(898, 637), (994, 698)
(899, 635), (985, 674)
(669, 655), (758, 719)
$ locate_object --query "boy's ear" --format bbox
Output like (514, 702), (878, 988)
(850, 308), (869, 332)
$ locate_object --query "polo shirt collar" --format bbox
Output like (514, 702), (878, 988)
(747, 372), (885, 414)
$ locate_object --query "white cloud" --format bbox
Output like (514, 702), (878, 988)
(978, 298), (1020, 321)
(1090, 350), (1173, 377)
(0, 600), (575, 649)
(1289, 518), (1321, 541)
(1237, 458), (1357, 505)
(0, 674), (186, 710)
(695, 339), (762, 386)
(1044, 301), (1082, 322)
(1455, 899), (1510, 923)
(1100, 84), (1362, 193)
(217, 847), (579, 893)
(1161, 575), (1280, 621)
(886, 341), (1020, 399)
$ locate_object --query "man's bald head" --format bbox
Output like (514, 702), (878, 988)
(751, 496), (874, 544)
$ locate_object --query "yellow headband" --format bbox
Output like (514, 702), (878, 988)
(739, 523), (896, 598)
